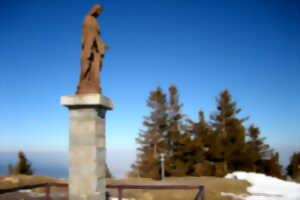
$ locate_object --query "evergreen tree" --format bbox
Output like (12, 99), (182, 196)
(192, 111), (210, 151)
(186, 111), (210, 176)
(246, 125), (282, 177)
(210, 89), (248, 173)
(15, 151), (33, 175)
(164, 85), (186, 176)
(134, 87), (168, 179)
(287, 152), (300, 179)
(269, 152), (282, 177)
(258, 151), (282, 178)
(245, 125), (272, 171)
(166, 131), (191, 176)
(130, 87), (284, 178)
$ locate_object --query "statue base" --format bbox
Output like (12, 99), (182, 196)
(61, 94), (113, 200)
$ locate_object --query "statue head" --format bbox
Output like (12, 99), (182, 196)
(89, 5), (103, 17)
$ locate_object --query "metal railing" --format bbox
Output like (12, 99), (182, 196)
(0, 183), (205, 200)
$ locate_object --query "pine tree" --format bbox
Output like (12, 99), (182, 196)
(164, 85), (186, 176)
(269, 152), (282, 178)
(186, 111), (210, 176)
(192, 111), (210, 151)
(15, 151), (33, 175)
(134, 87), (168, 179)
(210, 89), (248, 173)
(245, 125), (282, 177)
(286, 152), (300, 179)
(130, 87), (284, 178)
(167, 131), (197, 176)
(258, 151), (282, 178)
(245, 125), (272, 171)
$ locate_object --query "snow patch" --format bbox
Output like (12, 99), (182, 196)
(19, 190), (66, 198)
(221, 192), (248, 200)
(225, 171), (300, 200)
(19, 189), (32, 193)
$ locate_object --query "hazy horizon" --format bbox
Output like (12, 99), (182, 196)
(0, 144), (297, 178)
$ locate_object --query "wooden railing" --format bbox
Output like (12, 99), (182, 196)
(0, 183), (205, 200)
(107, 184), (205, 200)
(0, 183), (67, 200)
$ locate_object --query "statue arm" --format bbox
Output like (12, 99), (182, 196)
(95, 35), (108, 52)
(95, 27), (108, 51)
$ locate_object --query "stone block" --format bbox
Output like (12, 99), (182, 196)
(69, 135), (105, 147)
(69, 109), (105, 137)
(61, 94), (113, 200)
(69, 192), (105, 200)
(61, 93), (113, 110)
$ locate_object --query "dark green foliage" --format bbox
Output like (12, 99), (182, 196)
(167, 132), (192, 176)
(287, 152), (300, 178)
(209, 90), (248, 173)
(245, 125), (272, 171)
(268, 152), (282, 178)
(131, 87), (283, 178)
(133, 86), (168, 179)
(257, 152), (282, 178)
(186, 111), (209, 176)
(193, 161), (214, 176)
(164, 85), (186, 176)
(246, 125), (267, 170)
(244, 125), (282, 177)
(15, 151), (34, 175)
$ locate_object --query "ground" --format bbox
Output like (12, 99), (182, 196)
(0, 174), (250, 200)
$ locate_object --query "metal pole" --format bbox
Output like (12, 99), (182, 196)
(160, 153), (165, 180)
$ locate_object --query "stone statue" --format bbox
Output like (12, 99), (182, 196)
(76, 4), (108, 94)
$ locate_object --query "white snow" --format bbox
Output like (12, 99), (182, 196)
(221, 192), (248, 200)
(19, 189), (32, 193)
(19, 189), (66, 198)
(224, 171), (300, 200)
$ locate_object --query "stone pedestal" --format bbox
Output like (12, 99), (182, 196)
(61, 94), (113, 200)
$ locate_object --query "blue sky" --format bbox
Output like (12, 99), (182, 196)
(0, 0), (299, 177)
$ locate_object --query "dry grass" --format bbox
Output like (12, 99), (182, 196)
(0, 175), (67, 193)
(0, 175), (250, 200)
(294, 176), (300, 183)
(107, 176), (250, 200)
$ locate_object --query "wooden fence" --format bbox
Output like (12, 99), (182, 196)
(107, 184), (205, 200)
(0, 183), (205, 200)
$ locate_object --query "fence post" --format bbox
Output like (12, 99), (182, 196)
(118, 187), (123, 200)
(45, 184), (50, 200)
(201, 186), (205, 200)
(105, 191), (110, 200)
